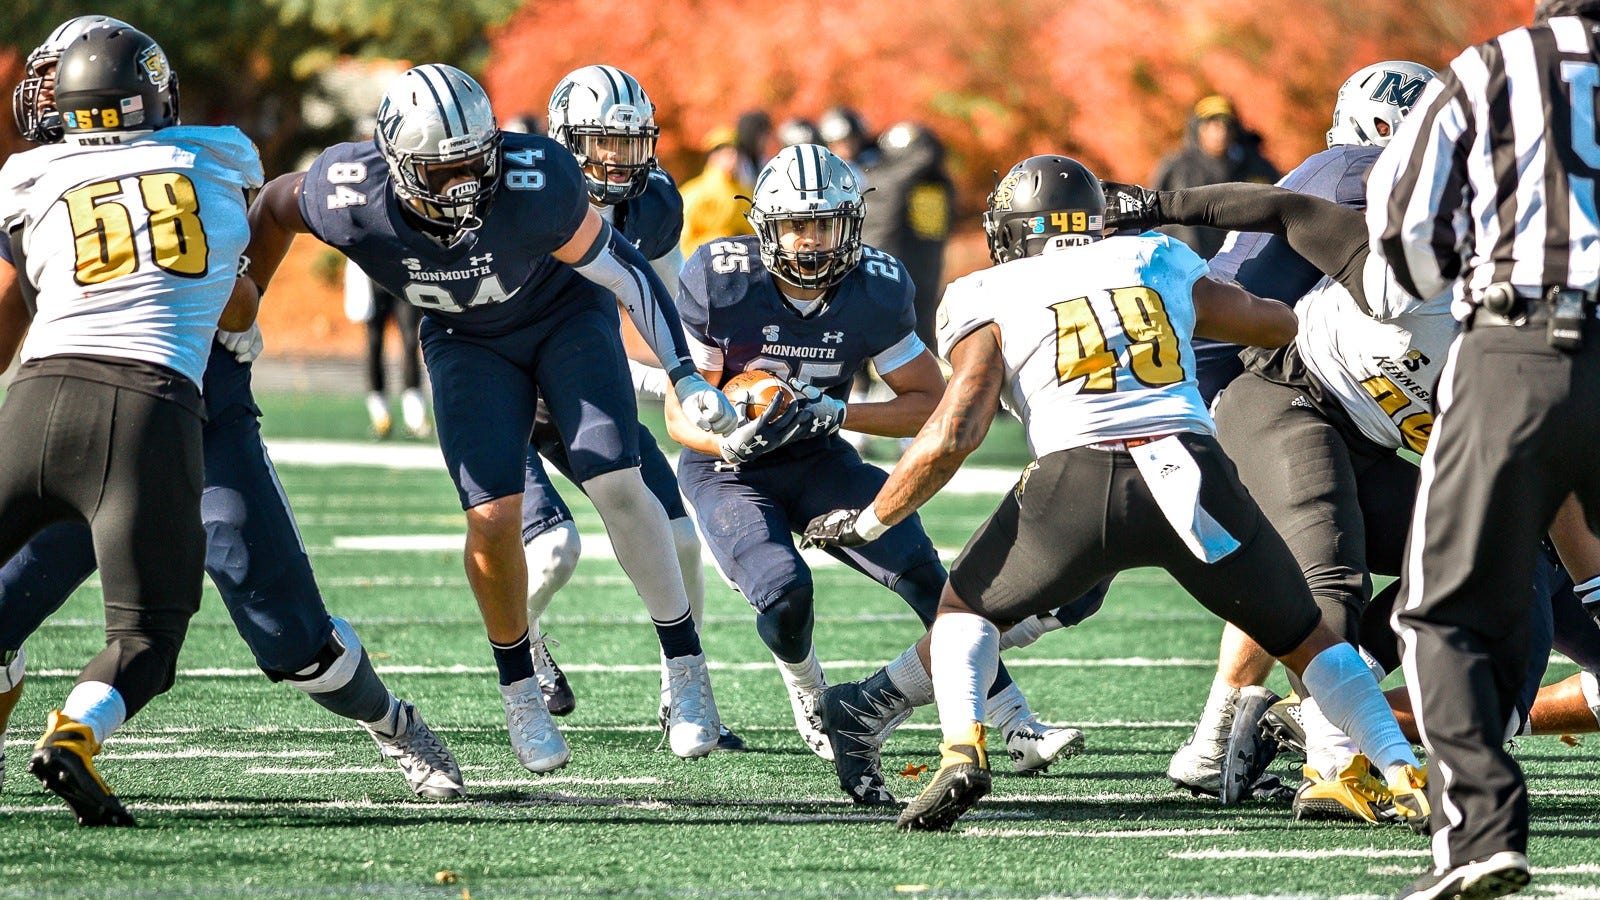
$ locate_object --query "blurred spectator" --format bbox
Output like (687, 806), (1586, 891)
(777, 116), (822, 148)
(678, 125), (754, 256)
(502, 112), (545, 134)
(734, 110), (774, 185)
(344, 261), (428, 440)
(819, 106), (880, 184)
(862, 121), (953, 348)
(1149, 94), (1280, 257)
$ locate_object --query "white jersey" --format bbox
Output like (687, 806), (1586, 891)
(937, 233), (1214, 457)
(0, 126), (263, 387)
(1294, 274), (1456, 453)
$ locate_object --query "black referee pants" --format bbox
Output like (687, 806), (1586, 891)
(1394, 316), (1600, 867)
(0, 364), (207, 719)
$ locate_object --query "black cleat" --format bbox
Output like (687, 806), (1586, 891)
(28, 711), (134, 827)
(532, 636), (575, 717)
(1260, 693), (1308, 760)
(818, 681), (902, 806)
(1398, 851), (1530, 900)
(714, 724), (748, 752)
(898, 727), (991, 832)
(1219, 686), (1281, 805)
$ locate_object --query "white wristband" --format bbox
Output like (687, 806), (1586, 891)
(855, 506), (889, 541)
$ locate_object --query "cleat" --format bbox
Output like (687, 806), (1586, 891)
(818, 681), (903, 806)
(714, 724), (748, 753)
(1398, 851), (1530, 900)
(898, 726), (992, 831)
(365, 701), (465, 800)
(0, 737), (5, 796)
(1260, 693), (1308, 759)
(1249, 772), (1295, 803)
(1219, 685), (1281, 805)
(1387, 764), (1432, 835)
(778, 666), (832, 761)
(1167, 686), (1238, 797)
(28, 711), (134, 827)
(532, 635), (575, 717)
(500, 677), (570, 773)
(1291, 754), (1392, 824)
(663, 653), (721, 759)
(1005, 720), (1086, 775)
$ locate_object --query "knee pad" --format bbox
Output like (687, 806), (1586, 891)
(1, 646), (23, 693)
(264, 616), (363, 695)
(202, 487), (251, 590)
(525, 520), (582, 607)
(755, 585), (816, 662)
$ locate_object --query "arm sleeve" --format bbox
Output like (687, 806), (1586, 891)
(570, 219), (696, 383)
(1366, 64), (1478, 302)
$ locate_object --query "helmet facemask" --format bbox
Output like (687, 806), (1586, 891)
(376, 65), (502, 240)
(13, 15), (136, 144)
(388, 133), (501, 235)
(567, 123), (658, 204)
(747, 144), (865, 292)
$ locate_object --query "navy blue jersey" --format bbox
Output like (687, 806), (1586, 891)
(614, 167), (684, 261)
(678, 235), (919, 402)
(299, 133), (598, 337)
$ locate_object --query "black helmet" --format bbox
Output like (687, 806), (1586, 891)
(982, 155), (1106, 264)
(11, 15), (134, 143)
(53, 23), (179, 141)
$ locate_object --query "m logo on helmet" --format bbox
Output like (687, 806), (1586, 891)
(138, 45), (171, 91)
(1370, 71), (1429, 114)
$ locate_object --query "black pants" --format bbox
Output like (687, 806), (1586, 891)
(0, 360), (206, 718)
(1395, 317), (1600, 867)
(366, 286), (422, 394)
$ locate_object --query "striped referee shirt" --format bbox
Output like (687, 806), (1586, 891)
(1367, 15), (1600, 322)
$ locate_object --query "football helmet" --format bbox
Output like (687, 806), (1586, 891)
(1326, 60), (1436, 148)
(13, 15), (134, 143)
(48, 23), (178, 144)
(747, 144), (865, 291)
(547, 65), (659, 205)
(375, 64), (501, 236)
(983, 155), (1106, 264)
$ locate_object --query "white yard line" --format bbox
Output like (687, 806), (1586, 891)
(967, 827), (1237, 838)
(1172, 849), (1429, 860)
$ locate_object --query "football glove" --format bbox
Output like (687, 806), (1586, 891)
(786, 377), (847, 435)
(1578, 574), (1600, 627)
(717, 398), (816, 465)
(675, 371), (739, 435)
(217, 323), (264, 364)
(1101, 181), (1164, 234)
(800, 507), (889, 549)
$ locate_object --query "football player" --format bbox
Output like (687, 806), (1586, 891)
(667, 144), (1083, 805)
(242, 65), (738, 771)
(520, 65), (742, 751)
(803, 155), (1428, 833)
(0, 16), (463, 805)
(0, 22), (266, 825)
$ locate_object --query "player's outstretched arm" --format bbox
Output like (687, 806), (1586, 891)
(841, 350), (946, 438)
(0, 257), (30, 375)
(1192, 277), (1297, 349)
(242, 172), (312, 296)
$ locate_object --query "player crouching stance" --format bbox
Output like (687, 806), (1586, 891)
(804, 156), (1429, 832)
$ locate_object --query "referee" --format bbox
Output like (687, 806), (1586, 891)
(1368, 2), (1600, 898)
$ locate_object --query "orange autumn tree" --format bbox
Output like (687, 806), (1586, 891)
(486, 0), (1528, 219)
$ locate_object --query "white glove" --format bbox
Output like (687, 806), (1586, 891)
(217, 323), (264, 364)
(786, 377), (847, 434)
(1578, 574), (1600, 627)
(675, 371), (739, 435)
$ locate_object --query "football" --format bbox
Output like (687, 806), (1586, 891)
(721, 370), (795, 422)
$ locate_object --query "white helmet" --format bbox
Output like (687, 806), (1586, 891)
(1327, 60), (1436, 148)
(547, 65), (659, 205)
(746, 144), (865, 291)
(12, 15), (134, 143)
(375, 64), (501, 237)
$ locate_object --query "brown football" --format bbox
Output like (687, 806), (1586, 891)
(722, 370), (794, 422)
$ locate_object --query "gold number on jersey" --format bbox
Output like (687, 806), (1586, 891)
(1359, 374), (1433, 452)
(1052, 287), (1183, 391)
(65, 173), (211, 285)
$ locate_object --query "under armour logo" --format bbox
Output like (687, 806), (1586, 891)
(821, 331), (845, 343)
(763, 324), (780, 341)
(469, 253), (494, 266)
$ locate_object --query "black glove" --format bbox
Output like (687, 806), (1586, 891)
(717, 398), (816, 464)
(1101, 181), (1163, 234)
(800, 507), (888, 549)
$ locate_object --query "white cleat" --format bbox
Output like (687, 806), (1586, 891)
(500, 677), (571, 773)
(1167, 688), (1237, 797)
(777, 667), (832, 762)
(663, 653), (720, 759)
(1006, 719), (1087, 775)
(365, 701), (465, 799)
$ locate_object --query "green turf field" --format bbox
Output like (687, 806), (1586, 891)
(1, 393), (1596, 898)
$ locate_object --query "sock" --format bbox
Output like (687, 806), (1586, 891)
(1195, 674), (1239, 739)
(885, 646), (934, 706)
(401, 388), (428, 431)
(1000, 616), (1049, 651)
(305, 650), (395, 724)
(525, 522), (581, 629)
(858, 665), (914, 719)
(670, 517), (706, 627)
(1299, 695), (1360, 779)
(491, 631), (536, 686)
(930, 612), (999, 741)
(583, 468), (694, 625)
(1300, 643), (1417, 776)
(776, 648), (825, 693)
(1, 647), (23, 693)
(654, 611), (702, 660)
(61, 681), (127, 744)
(986, 681), (1036, 736)
(358, 695), (406, 739)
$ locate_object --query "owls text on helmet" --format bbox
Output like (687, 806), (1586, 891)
(746, 144), (865, 291)
(1327, 60), (1436, 149)
(548, 65), (659, 205)
(375, 64), (501, 238)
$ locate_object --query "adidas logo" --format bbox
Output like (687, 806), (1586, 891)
(1291, 395), (1312, 409)
(1158, 463), (1181, 478)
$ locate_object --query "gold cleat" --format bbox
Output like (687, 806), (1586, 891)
(897, 724), (992, 832)
(28, 710), (134, 827)
(1291, 754), (1392, 824)
(1387, 763), (1432, 835)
